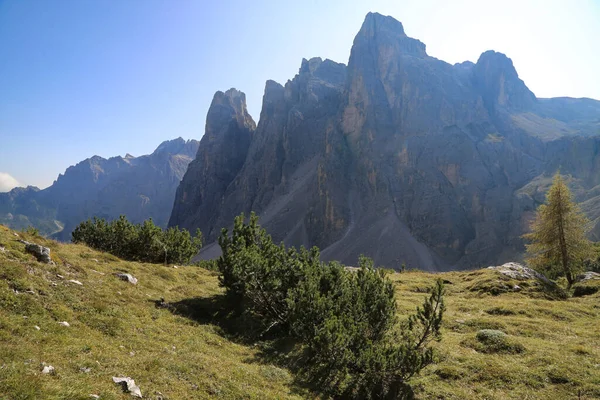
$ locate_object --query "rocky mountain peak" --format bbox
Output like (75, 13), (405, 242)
(359, 12), (406, 38)
(298, 57), (346, 88)
(472, 50), (536, 113)
(354, 12), (427, 58)
(152, 137), (199, 158)
(206, 88), (256, 135)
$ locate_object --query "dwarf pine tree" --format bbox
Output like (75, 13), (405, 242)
(524, 172), (592, 288)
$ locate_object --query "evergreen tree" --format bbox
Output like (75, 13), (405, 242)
(524, 172), (592, 288)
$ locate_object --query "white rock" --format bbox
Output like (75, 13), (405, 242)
(68, 280), (83, 286)
(89, 395), (100, 399)
(577, 271), (600, 282)
(58, 321), (70, 327)
(112, 376), (142, 398)
(57, 274), (64, 279)
(487, 262), (551, 284)
(116, 273), (138, 285)
(34, 325), (40, 331)
(42, 365), (55, 374)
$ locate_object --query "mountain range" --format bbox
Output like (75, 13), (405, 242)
(169, 12), (600, 271)
(0, 138), (199, 240)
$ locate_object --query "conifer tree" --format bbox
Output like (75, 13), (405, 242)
(524, 172), (592, 288)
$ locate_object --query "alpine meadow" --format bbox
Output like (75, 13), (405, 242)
(1, 3), (600, 400)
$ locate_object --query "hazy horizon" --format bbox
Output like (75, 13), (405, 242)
(1, 0), (599, 190)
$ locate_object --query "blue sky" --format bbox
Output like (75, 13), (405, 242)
(1, 0), (599, 190)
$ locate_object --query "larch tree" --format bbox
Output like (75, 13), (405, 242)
(524, 172), (592, 288)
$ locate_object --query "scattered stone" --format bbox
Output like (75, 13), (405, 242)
(513, 285), (522, 292)
(116, 273), (138, 285)
(22, 241), (52, 263)
(25, 289), (36, 295)
(91, 258), (99, 263)
(112, 376), (142, 398)
(13, 232), (19, 237)
(57, 274), (64, 279)
(51, 282), (58, 287)
(172, 265), (179, 269)
(58, 321), (70, 327)
(68, 280), (83, 286)
(41, 365), (55, 374)
(129, 351), (136, 357)
(487, 262), (551, 284)
(80, 367), (92, 373)
(34, 326), (40, 331)
(91, 269), (105, 275)
(0, 246), (5, 253)
(576, 272), (600, 282)
(89, 395), (100, 399)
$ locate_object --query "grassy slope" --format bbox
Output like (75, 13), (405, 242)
(0, 224), (599, 399)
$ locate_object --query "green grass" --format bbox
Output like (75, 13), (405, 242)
(0, 224), (599, 399)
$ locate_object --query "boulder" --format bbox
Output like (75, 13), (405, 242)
(112, 376), (142, 398)
(22, 241), (52, 263)
(487, 262), (551, 284)
(41, 365), (55, 374)
(116, 273), (138, 285)
(576, 272), (600, 282)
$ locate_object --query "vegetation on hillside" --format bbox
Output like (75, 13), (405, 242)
(72, 215), (202, 265)
(0, 224), (599, 399)
(217, 213), (445, 398)
(524, 172), (593, 288)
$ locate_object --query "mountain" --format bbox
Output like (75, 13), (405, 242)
(170, 13), (600, 271)
(0, 138), (199, 240)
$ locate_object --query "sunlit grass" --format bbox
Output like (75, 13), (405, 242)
(0, 224), (598, 399)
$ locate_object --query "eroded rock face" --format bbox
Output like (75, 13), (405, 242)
(169, 89), (256, 236)
(170, 12), (600, 271)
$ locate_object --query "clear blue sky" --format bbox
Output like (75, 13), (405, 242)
(1, 0), (599, 191)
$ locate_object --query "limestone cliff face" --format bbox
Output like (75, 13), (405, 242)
(170, 12), (600, 270)
(0, 138), (199, 240)
(169, 89), (255, 235)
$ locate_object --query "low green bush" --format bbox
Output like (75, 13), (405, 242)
(72, 215), (202, 265)
(216, 212), (446, 399)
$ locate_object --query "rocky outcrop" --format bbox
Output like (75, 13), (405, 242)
(0, 138), (199, 240)
(21, 241), (52, 263)
(170, 12), (600, 271)
(487, 262), (551, 284)
(169, 89), (255, 234)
